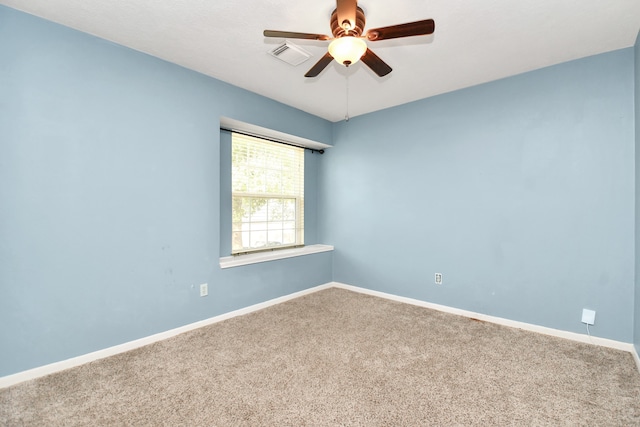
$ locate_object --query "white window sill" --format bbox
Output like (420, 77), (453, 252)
(219, 244), (334, 269)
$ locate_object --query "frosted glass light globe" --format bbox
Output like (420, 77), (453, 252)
(328, 36), (367, 66)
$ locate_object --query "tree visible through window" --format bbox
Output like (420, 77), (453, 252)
(231, 133), (304, 254)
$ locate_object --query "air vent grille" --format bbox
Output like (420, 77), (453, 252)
(273, 45), (290, 56)
(268, 41), (311, 66)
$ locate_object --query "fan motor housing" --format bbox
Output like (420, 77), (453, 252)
(330, 6), (366, 37)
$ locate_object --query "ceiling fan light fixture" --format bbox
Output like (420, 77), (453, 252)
(264, 1), (435, 78)
(328, 36), (367, 66)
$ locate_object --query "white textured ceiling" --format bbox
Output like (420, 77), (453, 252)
(2, 0), (640, 122)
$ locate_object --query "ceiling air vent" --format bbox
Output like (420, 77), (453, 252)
(268, 41), (311, 66)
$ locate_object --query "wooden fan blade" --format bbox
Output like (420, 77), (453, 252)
(336, 0), (358, 33)
(360, 48), (392, 77)
(264, 30), (330, 40)
(366, 19), (435, 41)
(305, 52), (334, 78)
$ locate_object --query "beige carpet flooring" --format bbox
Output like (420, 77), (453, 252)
(1, 287), (640, 426)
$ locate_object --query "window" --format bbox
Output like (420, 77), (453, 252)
(231, 133), (304, 254)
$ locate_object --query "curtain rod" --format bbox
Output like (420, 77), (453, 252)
(220, 127), (324, 154)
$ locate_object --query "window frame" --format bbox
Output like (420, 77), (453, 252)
(230, 133), (305, 255)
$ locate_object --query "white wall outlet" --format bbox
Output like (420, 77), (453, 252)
(581, 308), (595, 325)
(435, 273), (443, 285)
(199, 283), (208, 297)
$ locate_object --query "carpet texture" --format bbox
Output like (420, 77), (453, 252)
(1, 288), (639, 426)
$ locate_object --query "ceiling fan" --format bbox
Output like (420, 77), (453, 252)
(263, 0), (435, 78)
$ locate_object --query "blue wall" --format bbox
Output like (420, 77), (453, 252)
(2, 4), (639, 378)
(0, 6), (332, 377)
(635, 31), (640, 355)
(320, 49), (636, 342)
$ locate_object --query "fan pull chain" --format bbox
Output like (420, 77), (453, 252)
(345, 73), (350, 122)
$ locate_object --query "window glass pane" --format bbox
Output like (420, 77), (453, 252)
(268, 230), (283, 246)
(250, 221), (267, 231)
(282, 230), (296, 245)
(283, 200), (296, 221)
(250, 198), (267, 221)
(252, 230), (267, 248)
(267, 199), (284, 221)
(240, 231), (250, 250)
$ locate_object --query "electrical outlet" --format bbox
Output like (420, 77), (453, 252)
(199, 283), (208, 297)
(435, 273), (443, 285)
(581, 308), (595, 325)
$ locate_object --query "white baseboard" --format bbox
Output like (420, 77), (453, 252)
(2, 281), (637, 389)
(633, 346), (640, 373)
(331, 282), (637, 353)
(0, 283), (333, 389)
